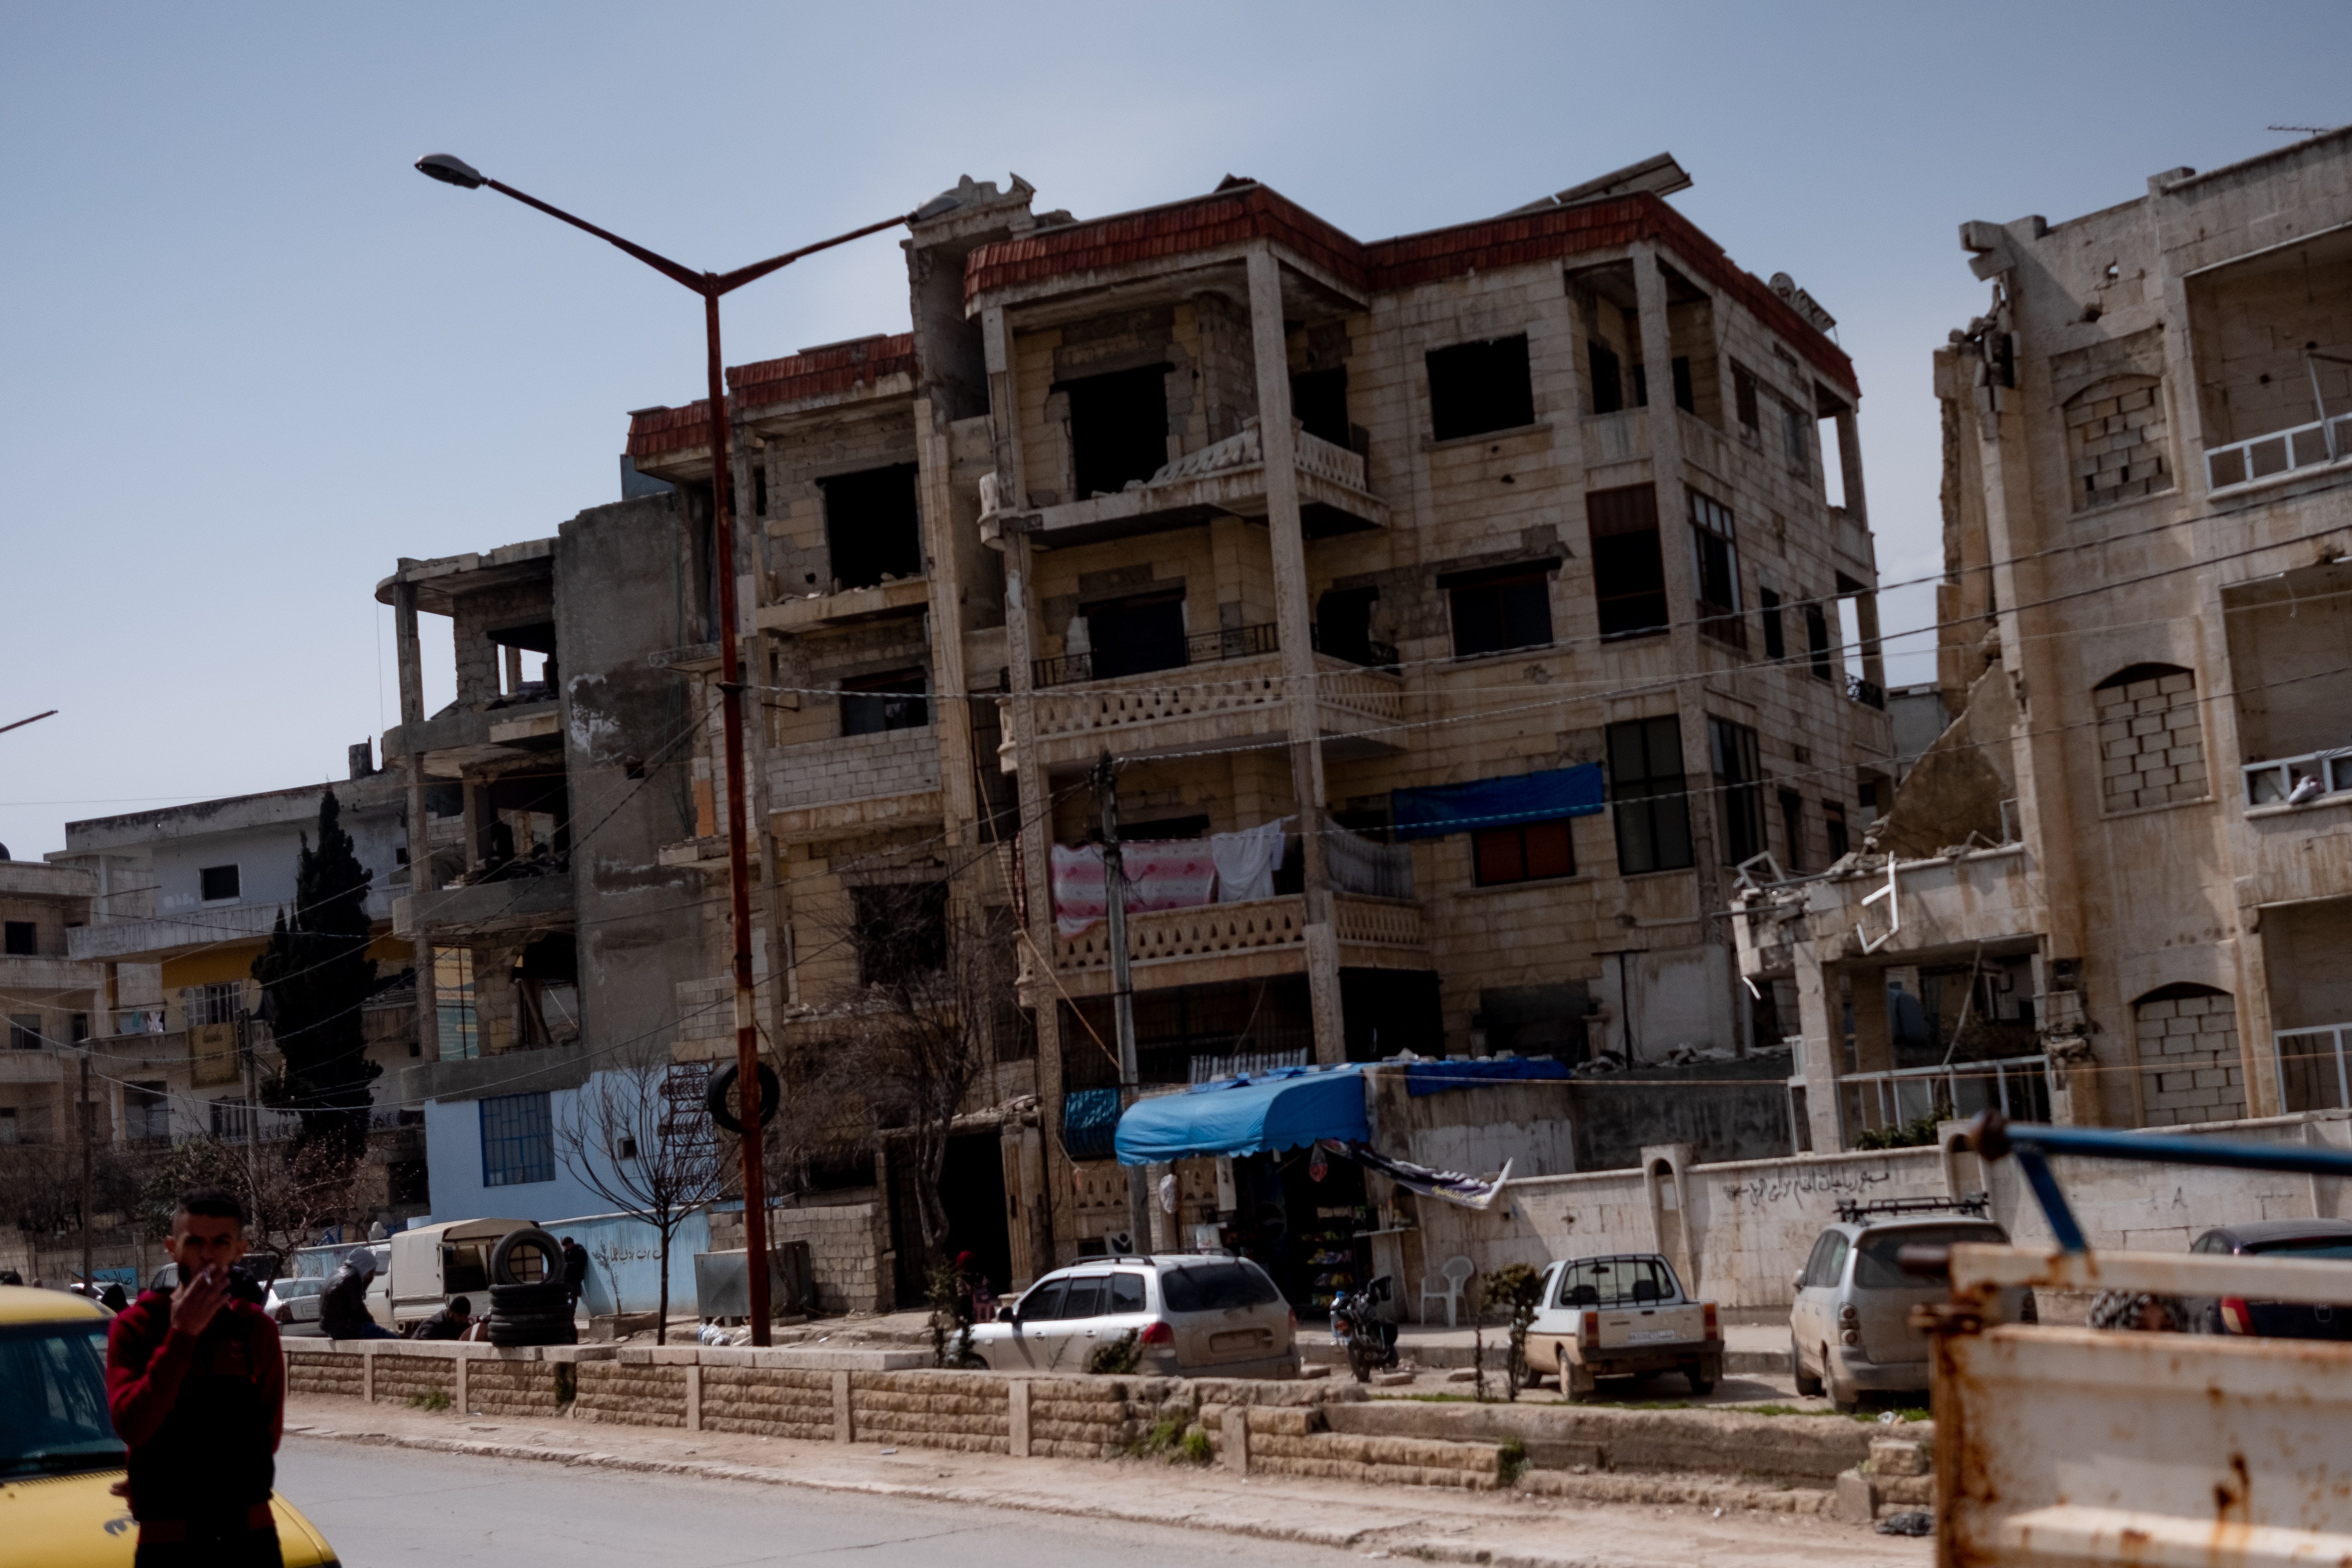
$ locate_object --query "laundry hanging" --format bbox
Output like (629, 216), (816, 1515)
(1208, 817), (1291, 904)
(1050, 841), (1218, 936)
(1322, 817), (1413, 900)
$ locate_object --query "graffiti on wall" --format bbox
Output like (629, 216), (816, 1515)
(1721, 1164), (1894, 1208)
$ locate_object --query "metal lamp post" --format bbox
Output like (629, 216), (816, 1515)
(416, 152), (910, 1344)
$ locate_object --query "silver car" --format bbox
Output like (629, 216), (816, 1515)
(969, 1255), (1299, 1379)
(1789, 1205), (2033, 1409)
(263, 1275), (329, 1336)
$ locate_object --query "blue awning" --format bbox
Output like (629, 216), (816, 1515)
(1390, 764), (1605, 842)
(1404, 1057), (1571, 1097)
(1113, 1064), (1368, 1166)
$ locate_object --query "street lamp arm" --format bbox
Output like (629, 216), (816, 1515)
(481, 178), (708, 293)
(708, 212), (918, 296)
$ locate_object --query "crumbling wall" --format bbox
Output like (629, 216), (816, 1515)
(1872, 662), (2017, 859)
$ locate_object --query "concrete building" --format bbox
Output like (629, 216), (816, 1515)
(0, 856), (105, 1152)
(616, 157), (1893, 1287)
(1735, 128), (2352, 1152)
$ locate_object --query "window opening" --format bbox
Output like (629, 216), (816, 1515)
(2, 923), (33, 957)
(1290, 368), (1349, 448)
(1426, 335), (1534, 441)
(1588, 341), (1625, 415)
(1315, 587), (1389, 667)
(1588, 484), (1667, 639)
(1824, 801), (1849, 860)
(1818, 405), (1848, 509)
(841, 669), (929, 737)
(851, 882), (948, 986)
(1671, 357), (1695, 414)
(1804, 600), (1834, 681)
(1690, 491), (1743, 648)
(199, 865), (240, 903)
(1063, 365), (1171, 498)
(1760, 588), (1785, 658)
(480, 1091), (554, 1187)
(8, 1015), (41, 1051)
(819, 463), (922, 590)
(1710, 717), (1765, 866)
(1084, 590), (1188, 679)
(189, 983), (242, 1028)
(1779, 790), (1806, 874)
(1782, 400), (1810, 476)
(1473, 819), (1576, 886)
(1607, 716), (1695, 874)
(434, 947), (478, 1061)
(752, 462), (768, 517)
(1733, 364), (1760, 432)
(1447, 568), (1553, 658)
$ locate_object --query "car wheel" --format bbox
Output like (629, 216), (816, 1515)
(1792, 1335), (1824, 1397)
(1685, 1360), (1715, 1397)
(1824, 1347), (1859, 1412)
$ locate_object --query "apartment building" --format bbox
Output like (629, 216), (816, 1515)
(1736, 128), (2352, 1152)
(0, 856), (104, 1151)
(621, 158), (1893, 1279)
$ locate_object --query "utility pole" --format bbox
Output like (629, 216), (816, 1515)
(78, 1050), (93, 1289)
(1092, 753), (1151, 1254)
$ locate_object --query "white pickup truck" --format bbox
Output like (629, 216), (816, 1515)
(1524, 1252), (1723, 1398)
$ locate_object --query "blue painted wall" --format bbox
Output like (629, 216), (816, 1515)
(420, 1069), (711, 1316)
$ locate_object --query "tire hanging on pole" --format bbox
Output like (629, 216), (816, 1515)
(705, 1061), (782, 1136)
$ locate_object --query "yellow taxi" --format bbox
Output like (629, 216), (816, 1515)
(0, 1284), (339, 1567)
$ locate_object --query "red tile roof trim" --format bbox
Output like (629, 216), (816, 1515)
(626, 332), (918, 460)
(964, 187), (1857, 397)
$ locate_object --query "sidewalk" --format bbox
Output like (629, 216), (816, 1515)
(283, 1393), (1927, 1568)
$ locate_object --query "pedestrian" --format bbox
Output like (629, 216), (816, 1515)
(106, 1186), (285, 1567)
(101, 1281), (129, 1312)
(560, 1236), (588, 1315)
(320, 1248), (393, 1341)
(2087, 1290), (2185, 1332)
(412, 1295), (474, 1341)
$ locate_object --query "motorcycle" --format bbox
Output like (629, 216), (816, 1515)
(1330, 1274), (1400, 1382)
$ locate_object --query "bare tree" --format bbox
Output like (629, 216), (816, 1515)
(807, 879), (1017, 1273)
(134, 1135), (361, 1268)
(554, 1055), (724, 1344)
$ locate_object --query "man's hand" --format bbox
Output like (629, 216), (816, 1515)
(170, 1264), (232, 1339)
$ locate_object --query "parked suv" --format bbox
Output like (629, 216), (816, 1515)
(2187, 1219), (2352, 1339)
(1789, 1197), (2034, 1409)
(969, 1255), (1298, 1378)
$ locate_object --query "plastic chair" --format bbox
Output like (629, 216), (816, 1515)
(1419, 1255), (1475, 1327)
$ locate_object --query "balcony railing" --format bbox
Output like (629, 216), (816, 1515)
(1833, 1053), (2053, 1136)
(2205, 412), (2352, 492)
(1308, 626), (1399, 669)
(1847, 675), (1886, 710)
(1034, 623), (1277, 689)
(2277, 1023), (2352, 1113)
(2243, 749), (2352, 809)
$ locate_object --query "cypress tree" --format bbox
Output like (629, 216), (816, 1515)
(252, 789), (381, 1153)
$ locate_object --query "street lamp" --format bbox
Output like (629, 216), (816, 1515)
(417, 152), (912, 1344)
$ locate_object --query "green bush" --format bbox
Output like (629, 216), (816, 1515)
(1497, 1435), (1528, 1485)
(407, 1388), (452, 1411)
(1087, 1329), (1142, 1376)
(1177, 1428), (1213, 1465)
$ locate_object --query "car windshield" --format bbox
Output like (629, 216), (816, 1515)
(1556, 1257), (1678, 1307)
(0, 1320), (124, 1479)
(1160, 1262), (1280, 1312)
(2247, 1237), (2352, 1262)
(1854, 1224), (2007, 1289)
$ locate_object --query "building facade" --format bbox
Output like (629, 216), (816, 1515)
(1737, 129), (2352, 1151)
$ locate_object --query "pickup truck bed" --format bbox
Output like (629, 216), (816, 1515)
(1524, 1254), (1722, 1397)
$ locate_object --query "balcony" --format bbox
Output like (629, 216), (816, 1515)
(2243, 749), (2352, 810)
(1835, 1053), (2054, 1139)
(69, 889), (385, 963)
(0, 1050), (66, 1086)
(1734, 842), (2037, 981)
(766, 726), (943, 843)
(1045, 893), (1429, 999)
(993, 422), (1385, 549)
(1008, 649), (1404, 776)
(1847, 675), (1886, 710)
(392, 866), (574, 938)
(383, 697), (561, 768)
(2205, 412), (2352, 495)
(756, 574), (929, 636)
(2277, 1023), (2352, 1113)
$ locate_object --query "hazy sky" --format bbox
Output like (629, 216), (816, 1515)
(3, 2), (2344, 859)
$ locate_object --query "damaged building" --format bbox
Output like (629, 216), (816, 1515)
(1736, 128), (2352, 1152)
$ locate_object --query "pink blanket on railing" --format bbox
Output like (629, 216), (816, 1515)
(1051, 842), (1218, 936)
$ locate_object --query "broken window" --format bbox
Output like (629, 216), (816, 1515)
(1473, 819), (1576, 887)
(1710, 718), (1765, 866)
(1445, 564), (1553, 658)
(1062, 365), (1171, 498)
(1587, 484), (1668, 639)
(1760, 588), (1786, 659)
(1290, 367), (1350, 448)
(1426, 335), (1534, 441)
(851, 882), (947, 985)
(1, 923), (33, 957)
(1315, 586), (1388, 667)
(1606, 716), (1694, 874)
(1824, 801), (1849, 860)
(1690, 491), (1743, 648)
(2094, 663), (2206, 811)
(199, 864), (240, 903)
(1733, 363), (1760, 433)
(819, 463), (923, 590)
(1804, 600), (1835, 682)
(841, 669), (930, 737)
(1778, 790), (1806, 875)
(1084, 590), (1189, 680)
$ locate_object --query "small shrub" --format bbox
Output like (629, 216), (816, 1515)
(1497, 1435), (1528, 1486)
(1087, 1328), (1142, 1376)
(408, 1388), (452, 1411)
(1176, 1428), (1213, 1466)
(1127, 1416), (1185, 1458)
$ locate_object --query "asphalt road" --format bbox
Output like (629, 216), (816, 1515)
(276, 1438), (1362, 1568)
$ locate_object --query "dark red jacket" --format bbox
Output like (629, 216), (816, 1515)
(106, 1287), (283, 1524)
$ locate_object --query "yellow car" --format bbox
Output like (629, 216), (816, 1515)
(0, 1284), (339, 1567)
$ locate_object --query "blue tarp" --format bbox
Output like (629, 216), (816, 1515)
(1114, 1064), (1368, 1166)
(1390, 765), (1605, 842)
(1403, 1058), (1572, 1097)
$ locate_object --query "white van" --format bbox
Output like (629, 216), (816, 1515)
(387, 1218), (534, 1331)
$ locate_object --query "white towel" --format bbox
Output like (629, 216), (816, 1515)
(1210, 817), (1291, 904)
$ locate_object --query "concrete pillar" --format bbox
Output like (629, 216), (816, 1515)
(1641, 1143), (1699, 1293)
(454, 1349), (470, 1415)
(1245, 243), (1343, 1067)
(685, 1363), (702, 1431)
(832, 1368), (854, 1443)
(1008, 1378), (1031, 1457)
(1853, 592), (1887, 692)
(1833, 405), (1869, 526)
(395, 581), (439, 1063)
(1221, 1405), (1251, 1474)
(1794, 946), (1845, 1153)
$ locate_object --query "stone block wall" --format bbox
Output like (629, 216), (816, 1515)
(2095, 668), (2207, 811)
(709, 1202), (890, 1314)
(2136, 990), (2248, 1125)
(370, 1353), (453, 1407)
(576, 1356), (688, 1428)
(854, 1369), (1010, 1455)
(699, 1364), (833, 1441)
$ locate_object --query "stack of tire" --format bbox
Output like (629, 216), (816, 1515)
(486, 1226), (575, 1347)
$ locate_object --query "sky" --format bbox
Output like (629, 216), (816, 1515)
(2, 2), (2345, 860)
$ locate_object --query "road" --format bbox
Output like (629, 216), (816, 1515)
(275, 1438), (1364, 1568)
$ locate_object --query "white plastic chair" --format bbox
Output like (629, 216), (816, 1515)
(1419, 1255), (1475, 1327)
